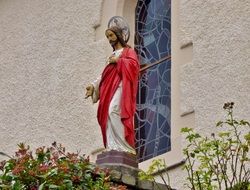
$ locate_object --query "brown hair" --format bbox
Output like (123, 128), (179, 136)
(106, 26), (130, 50)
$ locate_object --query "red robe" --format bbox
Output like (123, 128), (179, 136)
(97, 48), (139, 148)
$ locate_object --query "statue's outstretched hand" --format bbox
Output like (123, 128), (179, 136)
(85, 84), (94, 99)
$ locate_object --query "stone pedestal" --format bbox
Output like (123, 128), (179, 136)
(96, 150), (138, 168)
(95, 150), (174, 189)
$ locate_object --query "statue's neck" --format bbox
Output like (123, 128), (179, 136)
(113, 42), (123, 51)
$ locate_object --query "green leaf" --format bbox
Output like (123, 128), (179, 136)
(181, 127), (193, 133)
(218, 132), (230, 138)
(240, 120), (250, 126)
(47, 168), (58, 177)
(12, 181), (24, 190)
(194, 149), (200, 154)
(194, 133), (201, 138)
(0, 184), (11, 188)
(232, 120), (239, 125)
(216, 121), (223, 127)
(244, 133), (250, 142)
(39, 182), (46, 190)
(190, 153), (195, 158)
(64, 179), (73, 189)
(49, 184), (60, 189)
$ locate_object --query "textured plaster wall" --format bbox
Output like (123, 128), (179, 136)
(180, 0), (250, 125)
(171, 0), (250, 189)
(0, 0), (107, 159)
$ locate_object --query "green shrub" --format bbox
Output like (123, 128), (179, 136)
(182, 102), (250, 190)
(139, 103), (249, 190)
(226, 182), (250, 190)
(138, 159), (172, 190)
(0, 142), (110, 190)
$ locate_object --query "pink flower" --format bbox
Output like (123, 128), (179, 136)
(38, 164), (49, 173)
(12, 165), (25, 175)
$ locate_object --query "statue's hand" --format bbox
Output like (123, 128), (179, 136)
(108, 55), (119, 64)
(85, 84), (94, 99)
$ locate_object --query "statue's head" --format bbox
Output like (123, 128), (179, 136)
(106, 16), (130, 50)
(105, 26), (128, 48)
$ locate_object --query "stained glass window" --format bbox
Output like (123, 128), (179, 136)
(135, 0), (171, 162)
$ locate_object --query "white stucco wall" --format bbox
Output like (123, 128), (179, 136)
(0, 0), (107, 159)
(180, 0), (250, 129)
(171, 0), (250, 189)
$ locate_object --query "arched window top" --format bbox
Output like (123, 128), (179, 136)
(135, 0), (171, 64)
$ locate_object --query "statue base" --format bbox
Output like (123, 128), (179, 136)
(96, 150), (138, 168)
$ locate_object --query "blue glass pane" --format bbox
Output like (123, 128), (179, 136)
(135, 0), (171, 162)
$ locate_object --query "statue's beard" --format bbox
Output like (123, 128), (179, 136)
(109, 39), (118, 47)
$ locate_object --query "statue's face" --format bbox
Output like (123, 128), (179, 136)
(105, 30), (119, 47)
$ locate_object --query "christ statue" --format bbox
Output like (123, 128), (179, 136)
(85, 17), (139, 155)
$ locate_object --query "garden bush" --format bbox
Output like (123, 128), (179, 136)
(182, 102), (250, 190)
(0, 142), (120, 190)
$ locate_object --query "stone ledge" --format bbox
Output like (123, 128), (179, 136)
(96, 150), (174, 189)
(98, 164), (174, 190)
(110, 166), (174, 189)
